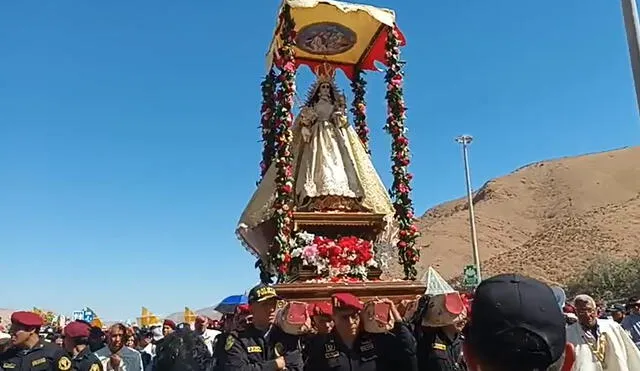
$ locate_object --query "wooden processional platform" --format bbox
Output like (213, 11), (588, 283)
(274, 280), (426, 305)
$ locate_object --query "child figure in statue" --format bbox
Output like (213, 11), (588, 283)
(236, 63), (394, 257)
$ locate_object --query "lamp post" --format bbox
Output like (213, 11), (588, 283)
(621, 0), (640, 113)
(455, 135), (481, 282)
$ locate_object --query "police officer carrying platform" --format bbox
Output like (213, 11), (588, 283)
(62, 321), (103, 371)
(221, 284), (303, 370)
(413, 292), (467, 371)
(1, 311), (72, 371)
(304, 293), (418, 371)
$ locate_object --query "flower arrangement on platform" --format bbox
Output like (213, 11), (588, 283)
(270, 4), (297, 282)
(290, 231), (378, 280)
(258, 69), (277, 181)
(350, 69), (369, 152)
(384, 27), (420, 280)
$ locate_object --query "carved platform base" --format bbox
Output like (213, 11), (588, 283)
(274, 280), (426, 305)
(288, 266), (382, 282)
(291, 211), (387, 241)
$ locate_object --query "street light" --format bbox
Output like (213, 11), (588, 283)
(455, 135), (481, 282)
(621, 0), (640, 114)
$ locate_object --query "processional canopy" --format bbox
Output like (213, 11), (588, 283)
(266, 0), (406, 79)
(239, 0), (419, 283)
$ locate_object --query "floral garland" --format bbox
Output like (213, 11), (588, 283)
(290, 231), (378, 280)
(350, 69), (369, 152)
(258, 69), (277, 182)
(271, 4), (297, 282)
(384, 27), (420, 280)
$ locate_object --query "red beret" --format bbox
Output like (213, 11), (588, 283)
(236, 304), (250, 315)
(332, 293), (363, 311)
(11, 311), (43, 328)
(310, 302), (333, 316)
(64, 321), (90, 338)
(163, 319), (176, 329)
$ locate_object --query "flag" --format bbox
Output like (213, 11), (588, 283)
(83, 308), (104, 329)
(138, 307), (161, 327)
(184, 307), (197, 324)
(91, 318), (104, 328)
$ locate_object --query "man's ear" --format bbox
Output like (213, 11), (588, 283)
(561, 343), (576, 371)
(462, 341), (478, 371)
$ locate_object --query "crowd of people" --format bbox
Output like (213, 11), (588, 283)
(2, 274), (640, 371)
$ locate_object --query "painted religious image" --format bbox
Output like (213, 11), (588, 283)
(237, 63), (394, 257)
(296, 22), (357, 55)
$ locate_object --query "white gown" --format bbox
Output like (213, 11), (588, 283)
(236, 95), (395, 258)
(567, 319), (640, 371)
(296, 98), (363, 204)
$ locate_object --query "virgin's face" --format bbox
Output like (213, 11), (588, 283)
(319, 83), (331, 97)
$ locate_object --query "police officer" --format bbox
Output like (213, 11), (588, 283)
(414, 293), (467, 371)
(62, 321), (103, 371)
(1, 311), (72, 371)
(220, 284), (303, 370)
(304, 293), (418, 371)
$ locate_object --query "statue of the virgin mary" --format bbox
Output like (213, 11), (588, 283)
(237, 63), (395, 256)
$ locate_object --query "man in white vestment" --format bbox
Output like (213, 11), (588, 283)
(194, 316), (220, 355)
(567, 294), (640, 371)
(94, 323), (144, 371)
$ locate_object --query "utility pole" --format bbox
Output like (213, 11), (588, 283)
(621, 0), (640, 113)
(455, 135), (481, 282)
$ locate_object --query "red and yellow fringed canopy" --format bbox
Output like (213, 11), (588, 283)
(266, 0), (406, 80)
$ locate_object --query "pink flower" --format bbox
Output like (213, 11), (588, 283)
(284, 61), (296, 73)
(302, 245), (318, 260)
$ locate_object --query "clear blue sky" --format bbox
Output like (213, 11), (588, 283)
(1, 1), (639, 320)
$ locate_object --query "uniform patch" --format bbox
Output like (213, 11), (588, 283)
(247, 346), (262, 353)
(325, 343), (336, 352)
(324, 351), (340, 359)
(2, 363), (16, 369)
(90, 364), (100, 371)
(433, 343), (447, 351)
(58, 357), (72, 371)
(32, 358), (47, 367)
(360, 341), (374, 352)
(224, 336), (235, 351)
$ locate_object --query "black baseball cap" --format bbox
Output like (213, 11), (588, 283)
(610, 304), (626, 313)
(248, 284), (281, 304)
(466, 274), (566, 370)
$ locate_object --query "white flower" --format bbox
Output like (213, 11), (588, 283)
(297, 231), (315, 245)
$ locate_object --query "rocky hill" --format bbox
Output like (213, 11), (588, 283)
(402, 146), (640, 285)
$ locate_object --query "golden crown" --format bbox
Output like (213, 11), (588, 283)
(313, 62), (336, 83)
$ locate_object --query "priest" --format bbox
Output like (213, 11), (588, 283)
(567, 294), (640, 370)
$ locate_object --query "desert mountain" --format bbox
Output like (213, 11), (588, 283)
(401, 146), (640, 285)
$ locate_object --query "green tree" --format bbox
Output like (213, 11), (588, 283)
(567, 254), (640, 301)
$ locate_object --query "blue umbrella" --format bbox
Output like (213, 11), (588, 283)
(215, 295), (248, 314)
